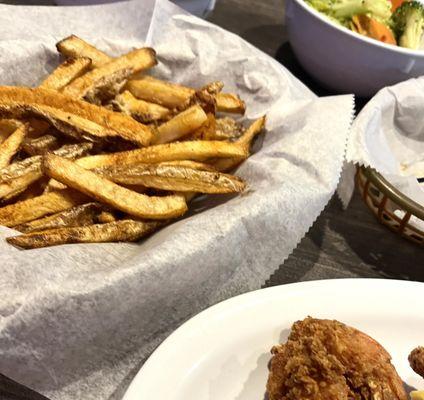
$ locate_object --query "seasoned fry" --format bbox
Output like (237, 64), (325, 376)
(237, 115), (266, 147)
(13, 180), (46, 202)
(56, 35), (111, 68)
(0, 171), (42, 201)
(44, 154), (188, 219)
(0, 35), (265, 249)
(0, 123), (28, 169)
(126, 76), (193, 108)
(2, 103), (138, 145)
(112, 90), (170, 123)
(43, 179), (67, 193)
(159, 160), (216, 171)
(14, 202), (105, 233)
(215, 117), (243, 140)
(0, 156), (40, 182)
(0, 143), (92, 200)
(215, 93), (246, 114)
(99, 163), (246, 194)
(0, 119), (20, 142)
(214, 116), (266, 172)
(127, 76), (245, 114)
(7, 219), (162, 249)
(77, 140), (248, 169)
(39, 57), (92, 91)
(97, 211), (117, 223)
(0, 143), (93, 183)
(0, 189), (87, 227)
(176, 81), (220, 114)
(188, 113), (217, 141)
(154, 105), (208, 144)
(22, 134), (59, 156)
(62, 48), (157, 103)
(0, 87), (152, 146)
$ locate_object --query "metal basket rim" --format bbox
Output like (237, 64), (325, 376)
(360, 166), (424, 221)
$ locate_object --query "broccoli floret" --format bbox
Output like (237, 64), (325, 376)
(391, 1), (424, 49)
(331, 0), (392, 23)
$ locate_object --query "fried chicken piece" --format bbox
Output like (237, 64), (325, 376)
(267, 317), (407, 400)
(409, 347), (424, 379)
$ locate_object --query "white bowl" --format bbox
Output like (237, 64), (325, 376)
(286, 0), (424, 97)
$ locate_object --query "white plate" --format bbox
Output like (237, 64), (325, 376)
(123, 279), (424, 400)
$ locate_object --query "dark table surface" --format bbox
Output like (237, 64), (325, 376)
(208, 0), (424, 284)
(1, 0), (423, 399)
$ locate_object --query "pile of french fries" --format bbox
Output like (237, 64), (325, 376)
(0, 35), (265, 249)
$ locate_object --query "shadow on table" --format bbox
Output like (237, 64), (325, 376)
(310, 194), (424, 281)
(326, 197), (424, 281)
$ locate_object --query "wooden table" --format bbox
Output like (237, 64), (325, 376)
(1, 1), (423, 399)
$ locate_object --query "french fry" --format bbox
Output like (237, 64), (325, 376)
(0, 189), (87, 227)
(57, 37), (245, 112)
(154, 105), (208, 144)
(77, 140), (248, 169)
(0, 143), (93, 183)
(14, 202), (105, 233)
(214, 116), (266, 172)
(0, 119), (20, 143)
(62, 48), (157, 103)
(0, 143), (93, 200)
(236, 115), (266, 147)
(215, 93), (246, 114)
(99, 163), (246, 194)
(97, 210), (117, 223)
(214, 117), (243, 140)
(0, 156), (40, 182)
(43, 179), (67, 193)
(0, 87), (152, 146)
(0, 35), (264, 249)
(127, 76), (245, 114)
(112, 90), (170, 123)
(0, 170), (42, 201)
(126, 76), (193, 109)
(7, 219), (162, 249)
(44, 154), (188, 220)
(39, 57), (92, 91)
(2, 103), (139, 145)
(175, 81), (220, 114)
(0, 123), (28, 169)
(22, 134), (59, 156)
(188, 113), (217, 141)
(159, 160), (216, 171)
(56, 35), (111, 68)
(13, 179), (46, 202)
(188, 116), (242, 141)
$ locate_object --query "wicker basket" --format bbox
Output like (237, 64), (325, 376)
(356, 166), (424, 246)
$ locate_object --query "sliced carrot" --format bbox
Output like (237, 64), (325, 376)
(352, 15), (397, 45)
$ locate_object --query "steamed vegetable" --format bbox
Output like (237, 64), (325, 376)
(331, 0), (392, 23)
(351, 14), (397, 44)
(391, 1), (424, 49)
(391, 0), (407, 12)
(305, 0), (424, 49)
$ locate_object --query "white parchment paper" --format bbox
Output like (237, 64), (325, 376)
(340, 77), (424, 209)
(0, 1), (354, 399)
